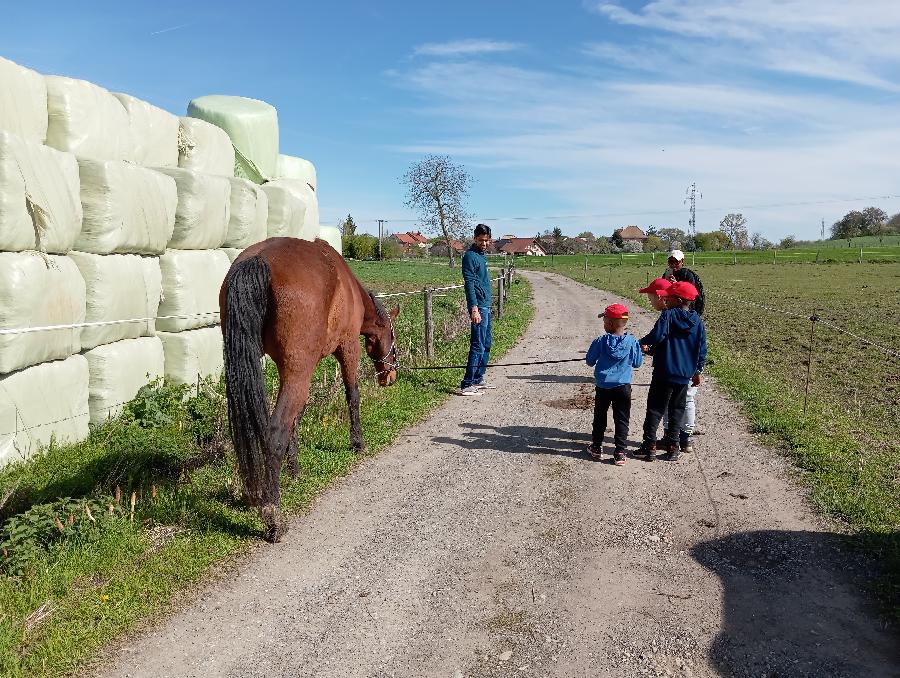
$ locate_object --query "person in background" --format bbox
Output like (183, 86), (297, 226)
(585, 303), (643, 466)
(458, 224), (494, 396)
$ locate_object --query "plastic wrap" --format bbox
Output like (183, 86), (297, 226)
(68, 252), (162, 350)
(0, 253), (85, 374)
(261, 179), (318, 240)
(317, 226), (342, 254)
(44, 75), (133, 161)
(177, 117), (235, 177)
(0, 130), (82, 253)
(276, 154), (316, 191)
(0, 56), (48, 143)
(75, 159), (177, 255)
(187, 95), (278, 182)
(83, 336), (165, 425)
(225, 177), (268, 248)
(158, 327), (224, 386)
(156, 249), (230, 332)
(0, 355), (90, 466)
(112, 93), (179, 167)
(153, 167), (231, 249)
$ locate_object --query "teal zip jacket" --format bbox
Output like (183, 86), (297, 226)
(462, 245), (492, 310)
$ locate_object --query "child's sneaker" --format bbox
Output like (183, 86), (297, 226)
(637, 443), (656, 462)
(680, 441), (694, 453)
(660, 439), (681, 461)
(613, 450), (627, 466)
(586, 443), (603, 460)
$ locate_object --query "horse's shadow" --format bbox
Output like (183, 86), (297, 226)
(433, 422), (595, 458)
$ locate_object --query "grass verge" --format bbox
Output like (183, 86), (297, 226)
(0, 263), (533, 678)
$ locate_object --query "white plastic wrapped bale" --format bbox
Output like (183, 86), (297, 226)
(83, 336), (164, 425)
(177, 117), (234, 177)
(276, 154), (316, 191)
(0, 130), (82, 253)
(75, 159), (176, 255)
(317, 226), (342, 254)
(0, 355), (90, 466)
(225, 177), (268, 248)
(154, 168), (231, 250)
(157, 327), (224, 386)
(68, 252), (162, 350)
(0, 56), (48, 144)
(221, 248), (243, 263)
(187, 95), (278, 183)
(261, 179), (318, 240)
(112, 93), (179, 168)
(45, 75), (133, 161)
(0, 253), (85, 374)
(157, 249), (230, 332)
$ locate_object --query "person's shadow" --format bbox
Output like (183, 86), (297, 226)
(691, 530), (900, 677)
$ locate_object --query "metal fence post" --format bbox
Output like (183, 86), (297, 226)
(423, 286), (434, 360)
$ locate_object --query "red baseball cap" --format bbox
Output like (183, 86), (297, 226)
(639, 278), (673, 294)
(664, 281), (699, 301)
(599, 303), (629, 319)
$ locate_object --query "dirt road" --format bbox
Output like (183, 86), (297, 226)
(97, 271), (898, 678)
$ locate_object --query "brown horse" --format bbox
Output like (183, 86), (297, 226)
(219, 237), (399, 542)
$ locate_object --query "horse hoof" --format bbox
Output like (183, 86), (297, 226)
(260, 505), (288, 543)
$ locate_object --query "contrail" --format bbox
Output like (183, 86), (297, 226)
(150, 22), (192, 36)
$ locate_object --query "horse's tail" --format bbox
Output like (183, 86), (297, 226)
(223, 255), (272, 506)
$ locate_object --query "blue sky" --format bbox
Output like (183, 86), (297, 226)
(3, 0), (900, 239)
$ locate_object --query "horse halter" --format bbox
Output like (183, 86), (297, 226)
(373, 315), (398, 378)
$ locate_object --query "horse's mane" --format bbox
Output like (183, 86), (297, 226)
(367, 290), (391, 323)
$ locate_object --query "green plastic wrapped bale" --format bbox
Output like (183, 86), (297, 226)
(276, 154), (316, 191)
(186, 95), (278, 184)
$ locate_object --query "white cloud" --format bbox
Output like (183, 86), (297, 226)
(413, 39), (523, 57)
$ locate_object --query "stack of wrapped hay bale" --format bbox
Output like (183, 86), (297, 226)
(0, 55), (330, 464)
(0, 57), (90, 462)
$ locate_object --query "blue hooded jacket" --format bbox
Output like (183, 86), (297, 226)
(461, 245), (492, 310)
(586, 333), (643, 388)
(640, 308), (707, 384)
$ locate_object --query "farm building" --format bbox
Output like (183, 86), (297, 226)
(495, 237), (546, 256)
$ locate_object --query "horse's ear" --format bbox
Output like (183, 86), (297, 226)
(389, 304), (400, 320)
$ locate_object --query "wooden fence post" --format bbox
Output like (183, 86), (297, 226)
(423, 286), (434, 360)
(858, 247), (863, 264)
(651, 251), (655, 267)
(691, 252), (695, 267)
(583, 256), (587, 281)
(497, 276), (505, 318)
(732, 251), (737, 265)
(773, 249), (778, 263)
(815, 249), (820, 264)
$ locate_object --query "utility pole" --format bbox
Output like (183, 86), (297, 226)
(821, 218), (825, 240)
(684, 182), (702, 237)
(377, 219), (385, 260)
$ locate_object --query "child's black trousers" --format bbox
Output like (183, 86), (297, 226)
(642, 375), (688, 446)
(592, 384), (631, 451)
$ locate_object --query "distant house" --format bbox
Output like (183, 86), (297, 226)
(389, 231), (430, 255)
(618, 225), (647, 244)
(430, 239), (467, 258)
(494, 237), (547, 256)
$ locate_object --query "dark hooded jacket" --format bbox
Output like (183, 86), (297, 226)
(640, 308), (707, 384)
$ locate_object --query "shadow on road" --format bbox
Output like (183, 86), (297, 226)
(691, 530), (900, 678)
(506, 373), (594, 384)
(433, 422), (593, 458)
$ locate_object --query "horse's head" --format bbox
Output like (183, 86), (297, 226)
(365, 295), (400, 387)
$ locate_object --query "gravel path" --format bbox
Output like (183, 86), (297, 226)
(97, 271), (899, 678)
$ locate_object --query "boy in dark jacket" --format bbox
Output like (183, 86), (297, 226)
(585, 303), (643, 465)
(637, 281), (707, 461)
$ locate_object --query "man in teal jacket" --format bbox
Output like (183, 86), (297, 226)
(459, 223), (494, 395)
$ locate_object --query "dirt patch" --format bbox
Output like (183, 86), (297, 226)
(543, 383), (594, 410)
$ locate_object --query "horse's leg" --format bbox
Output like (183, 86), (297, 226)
(260, 362), (313, 542)
(285, 421), (301, 479)
(335, 342), (365, 454)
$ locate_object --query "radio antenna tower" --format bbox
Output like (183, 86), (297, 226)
(684, 182), (702, 236)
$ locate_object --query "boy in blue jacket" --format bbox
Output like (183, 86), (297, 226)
(637, 281), (707, 462)
(586, 303), (643, 465)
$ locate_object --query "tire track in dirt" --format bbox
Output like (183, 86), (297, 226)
(94, 271), (899, 678)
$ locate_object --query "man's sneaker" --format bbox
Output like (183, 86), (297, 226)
(474, 382), (497, 390)
(613, 450), (627, 466)
(637, 443), (656, 462)
(458, 386), (482, 396)
(660, 439), (681, 461)
(586, 443), (602, 460)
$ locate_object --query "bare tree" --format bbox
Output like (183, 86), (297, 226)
(719, 213), (749, 249)
(401, 155), (473, 266)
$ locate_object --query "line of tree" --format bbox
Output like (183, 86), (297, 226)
(830, 207), (900, 240)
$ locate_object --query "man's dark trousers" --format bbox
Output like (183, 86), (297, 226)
(461, 306), (492, 388)
(592, 384), (631, 451)
(642, 375), (688, 446)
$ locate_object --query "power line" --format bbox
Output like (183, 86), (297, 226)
(352, 192), (900, 224)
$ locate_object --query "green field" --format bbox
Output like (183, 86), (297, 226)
(517, 255), (900, 613)
(0, 261), (533, 678)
